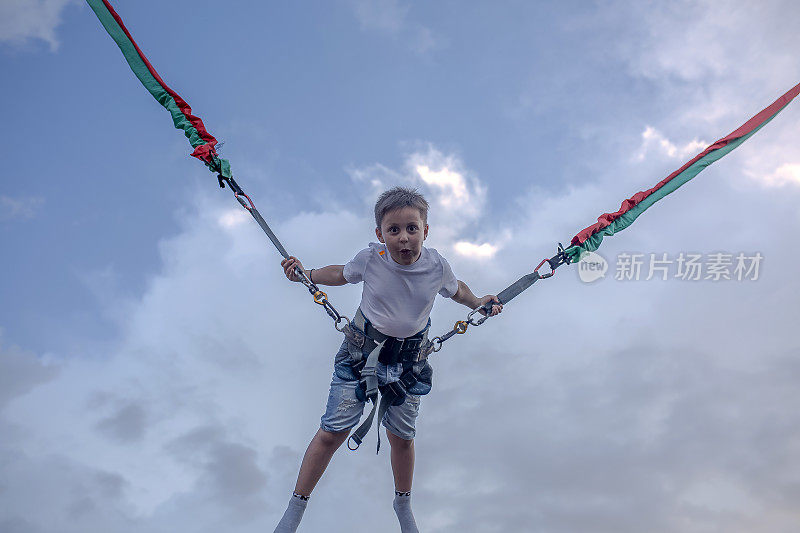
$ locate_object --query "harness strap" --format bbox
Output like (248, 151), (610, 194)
(347, 339), (383, 451)
(347, 308), (431, 453)
(348, 382), (406, 453)
(353, 307), (387, 342)
(361, 340), (384, 404)
(353, 308), (428, 363)
(348, 397), (378, 451)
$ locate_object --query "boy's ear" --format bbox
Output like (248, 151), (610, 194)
(375, 227), (384, 243)
(423, 224), (429, 240)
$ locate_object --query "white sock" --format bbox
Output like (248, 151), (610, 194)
(393, 491), (419, 533)
(274, 492), (308, 533)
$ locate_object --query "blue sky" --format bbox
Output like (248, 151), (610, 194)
(2, 1), (800, 532)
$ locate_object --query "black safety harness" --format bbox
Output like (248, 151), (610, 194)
(342, 308), (432, 453)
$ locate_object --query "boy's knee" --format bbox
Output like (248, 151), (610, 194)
(386, 429), (414, 449)
(316, 428), (349, 448)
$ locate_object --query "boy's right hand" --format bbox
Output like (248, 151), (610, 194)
(281, 256), (305, 282)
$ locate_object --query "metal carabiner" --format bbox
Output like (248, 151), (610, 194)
(534, 257), (556, 279)
(334, 315), (351, 332)
(467, 308), (490, 326)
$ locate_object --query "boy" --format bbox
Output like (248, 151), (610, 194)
(274, 187), (501, 533)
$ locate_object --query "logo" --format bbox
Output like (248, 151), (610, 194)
(577, 251), (608, 283)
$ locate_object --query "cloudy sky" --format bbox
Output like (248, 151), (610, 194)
(2, 1), (800, 531)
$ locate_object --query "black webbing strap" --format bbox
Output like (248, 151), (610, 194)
(493, 272), (540, 307)
(217, 174), (350, 329)
(348, 383), (404, 454)
(477, 243), (570, 315)
(348, 393), (382, 452)
(348, 339), (384, 451)
(219, 175), (292, 260)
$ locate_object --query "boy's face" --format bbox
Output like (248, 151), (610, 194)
(375, 206), (428, 265)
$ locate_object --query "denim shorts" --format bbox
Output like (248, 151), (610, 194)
(320, 340), (421, 440)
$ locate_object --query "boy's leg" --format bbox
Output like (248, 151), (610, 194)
(383, 393), (420, 491)
(384, 394), (421, 533)
(386, 428), (415, 492)
(387, 430), (420, 533)
(294, 428), (350, 496)
(273, 493), (307, 533)
(274, 428), (349, 533)
(295, 360), (365, 496)
(276, 361), (363, 533)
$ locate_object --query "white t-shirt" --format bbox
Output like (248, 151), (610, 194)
(343, 242), (459, 338)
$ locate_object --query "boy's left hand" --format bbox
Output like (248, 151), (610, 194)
(477, 295), (503, 316)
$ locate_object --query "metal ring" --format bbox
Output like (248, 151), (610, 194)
(334, 316), (351, 332)
(313, 290), (328, 305)
(431, 337), (443, 352)
(454, 321), (468, 334)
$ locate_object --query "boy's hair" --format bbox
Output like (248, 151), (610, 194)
(374, 186), (429, 228)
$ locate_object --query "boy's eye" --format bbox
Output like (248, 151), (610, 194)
(407, 225), (418, 232)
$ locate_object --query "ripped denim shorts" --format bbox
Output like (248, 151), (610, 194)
(319, 340), (421, 440)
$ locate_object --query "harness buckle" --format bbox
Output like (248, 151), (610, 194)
(348, 435), (362, 450)
(399, 368), (417, 390)
(343, 324), (365, 348)
(377, 333), (426, 365)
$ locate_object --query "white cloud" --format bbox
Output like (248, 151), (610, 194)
(732, 113), (800, 191)
(453, 241), (497, 259)
(349, 0), (439, 54)
(415, 164), (469, 202)
(614, 0), (799, 85)
(0, 195), (44, 221)
(349, 144), (497, 256)
(635, 126), (708, 162)
(410, 24), (437, 54)
(348, 161), (404, 209)
(217, 208), (249, 228)
(406, 147), (486, 235)
(751, 163), (800, 188)
(452, 230), (512, 260)
(0, 0), (77, 51)
(351, 0), (409, 35)
(610, 0), (800, 125)
(0, 334), (58, 409)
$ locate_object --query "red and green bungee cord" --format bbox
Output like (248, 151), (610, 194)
(87, 0), (231, 178)
(565, 81), (800, 263)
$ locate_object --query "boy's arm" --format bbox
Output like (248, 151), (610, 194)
(281, 257), (347, 286)
(451, 280), (503, 316)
